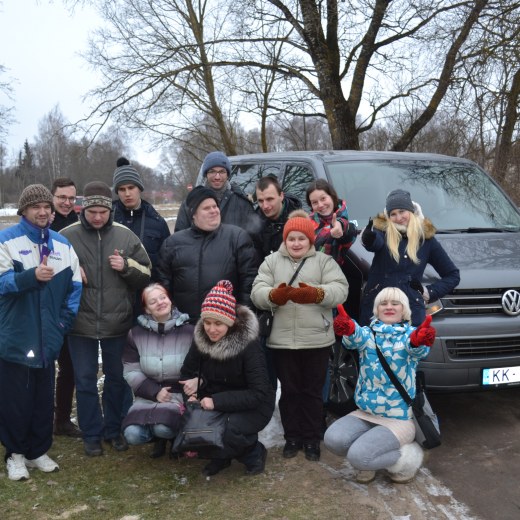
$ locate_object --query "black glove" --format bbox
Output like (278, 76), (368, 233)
(361, 218), (376, 247)
(410, 279), (424, 294)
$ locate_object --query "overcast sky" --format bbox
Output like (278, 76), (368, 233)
(0, 0), (158, 167)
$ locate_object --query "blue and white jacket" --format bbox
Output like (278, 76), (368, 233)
(0, 218), (82, 367)
(343, 319), (430, 420)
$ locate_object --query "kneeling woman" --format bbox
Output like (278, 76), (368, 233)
(180, 280), (275, 476)
(324, 287), (435, 484)
(122, 284), (194, 457)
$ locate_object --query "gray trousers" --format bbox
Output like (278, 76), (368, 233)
(324, 414), (401, 470)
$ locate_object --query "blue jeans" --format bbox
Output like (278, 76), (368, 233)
(124, 424), (175, 445)
(68, 335), (127, 443)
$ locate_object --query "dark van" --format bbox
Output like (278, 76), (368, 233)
(199, 150), (520, 412)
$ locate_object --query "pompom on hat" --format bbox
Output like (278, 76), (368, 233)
(83, 181), (113, 210)
(283, 209), (316, 244)
(113, 157), (144, 192)
(17, 184), (54, 215)
(385, 189), (415, 214)
(200, 280), (237, 327)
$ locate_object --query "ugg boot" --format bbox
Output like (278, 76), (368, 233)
(386, 442), (424, 483)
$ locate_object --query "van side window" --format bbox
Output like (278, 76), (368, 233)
(282, 164), (315, 211)
(231, 163), (282, 199)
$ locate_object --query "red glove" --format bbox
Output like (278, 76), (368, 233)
(289, 282), (325, 304)
(269, 283), (293, 306)
(410, 315), (436, 347)
(333, 305), (355, 337)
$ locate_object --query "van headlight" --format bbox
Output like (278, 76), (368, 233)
(426, 299), (443, 316)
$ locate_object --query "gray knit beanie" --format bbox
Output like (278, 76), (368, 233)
(202, 151), (231, 177)
(385, 189), (415, 214)
(17, 184), (54, 215)
(83, 181), (113, 210)
(113, 157), (144, 192)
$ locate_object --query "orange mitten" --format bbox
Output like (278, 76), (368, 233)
(289, 282), (324, 304)
(269, 283), (293, 306)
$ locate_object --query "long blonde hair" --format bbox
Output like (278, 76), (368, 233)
(385, 211), (424, 264)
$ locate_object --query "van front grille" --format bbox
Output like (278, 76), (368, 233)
(447, 337), (520, 359)
(440, 288), (520, 315)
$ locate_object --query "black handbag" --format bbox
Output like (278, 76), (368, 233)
(257, 258), (307, 338)
(375, 345), (441, 450)
(172, 360), (227, 453)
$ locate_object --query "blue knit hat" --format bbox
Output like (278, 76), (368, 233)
(202, 151), (231, 177)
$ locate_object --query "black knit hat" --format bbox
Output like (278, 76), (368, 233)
(113, 157), (144, 192)
(185, 186), (219, 217)
(202, 151), (231, 177)
(17, 184), (54, 215)
(385, 189), (415, 214)
(83, 181), (113, 210)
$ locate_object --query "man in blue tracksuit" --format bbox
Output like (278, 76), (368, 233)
(0, 184), (82, 481)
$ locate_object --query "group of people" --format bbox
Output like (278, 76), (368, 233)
(0, 150), (460, 485)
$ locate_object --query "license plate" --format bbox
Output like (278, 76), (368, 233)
(482, 366), (520, 386)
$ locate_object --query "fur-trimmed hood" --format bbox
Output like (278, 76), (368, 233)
(373, 202), (436, 239)
(193, 305), (259, 361)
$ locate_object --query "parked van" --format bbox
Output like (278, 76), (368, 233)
(199, 150), (520, 412)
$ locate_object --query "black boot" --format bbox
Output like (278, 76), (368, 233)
(241, 442), (267, 476)
(202, 458), (231, 476)
(304, 442), (320, 462)
(282, 439), (302, 459)
(150, 438), (167, 459)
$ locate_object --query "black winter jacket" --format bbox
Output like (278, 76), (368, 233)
(157, 223), (257, 320)
(113, 199), (170, 281)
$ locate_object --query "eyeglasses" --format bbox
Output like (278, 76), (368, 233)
(207, 169), (227, 177)
(54, 195), (76, 203)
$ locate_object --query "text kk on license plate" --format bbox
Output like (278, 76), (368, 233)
(482, 366), (520, 386)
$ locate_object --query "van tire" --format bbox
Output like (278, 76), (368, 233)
(326, 341), (358, 417)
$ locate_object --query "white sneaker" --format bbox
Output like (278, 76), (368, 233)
(6, 454), (29, 481)
(24, 453), (59, 473)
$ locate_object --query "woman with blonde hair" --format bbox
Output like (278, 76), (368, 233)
(325, 287), (436, 484)
(360, 189), (460, 326)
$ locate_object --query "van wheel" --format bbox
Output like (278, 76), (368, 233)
(326, 341), (358, 417)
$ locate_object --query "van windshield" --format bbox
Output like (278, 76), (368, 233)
(326, 160), (520, 232)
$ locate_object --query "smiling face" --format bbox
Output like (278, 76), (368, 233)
(193, 198), (221, 231)
(308, 189), (335, 217)
(205, 168), (228, 190)
(203, 317), (229, 343)
(53, 185), (76, 217)
(285, 230), (311, 259)
(23, 203), (53, 228)
(144, 286), (172, 322)
(376, 299), (405, 324)
(117, 183), (141, 210)
(389, 208), (411, 227)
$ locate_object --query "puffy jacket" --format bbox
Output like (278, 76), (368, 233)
(343, 319), (430, 420)
(180, 305), (274, 420)
(61, 212), (151, 338)
(175, 183), (262, 241)
(0, 218), (82, 367)
(360, 212), (460, 326)
(112, 198), (170, 281)
(157, 223), (257, 320)
(122, 310), (194, 432)
(251, 244), (349, 350)
(254, 193), (302, 262)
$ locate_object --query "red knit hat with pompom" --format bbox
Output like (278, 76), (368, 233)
(283, 209), (315, 244)
(200, 280), (236, 327)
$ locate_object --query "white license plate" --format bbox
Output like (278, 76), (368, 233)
(482, 366), (520, 386)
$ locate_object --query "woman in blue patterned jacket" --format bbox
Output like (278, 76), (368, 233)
(324, 287), (435, 484)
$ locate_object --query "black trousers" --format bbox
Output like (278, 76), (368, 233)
(273, 346), (330, 444)
(0, 359), (54, 460)
(55, 337), (76, 423)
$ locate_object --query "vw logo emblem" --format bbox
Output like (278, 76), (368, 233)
(502, 290), (520, 316)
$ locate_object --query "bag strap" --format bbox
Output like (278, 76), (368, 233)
(374, 341), (413, 407)
(288, 257), (307, 286)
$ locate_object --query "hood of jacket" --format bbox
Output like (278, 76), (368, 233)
(193, 305), (259, 361)
(113, 198), (163, 221)
(373, 202), (436, 240)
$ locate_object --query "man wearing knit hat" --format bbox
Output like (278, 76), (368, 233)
(174, 151), (261, 247)
(61, 181), (152, 457)
(112, 157), (170, 286)
(0, 184), (82, 480)
(158, 185), (257, 322)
